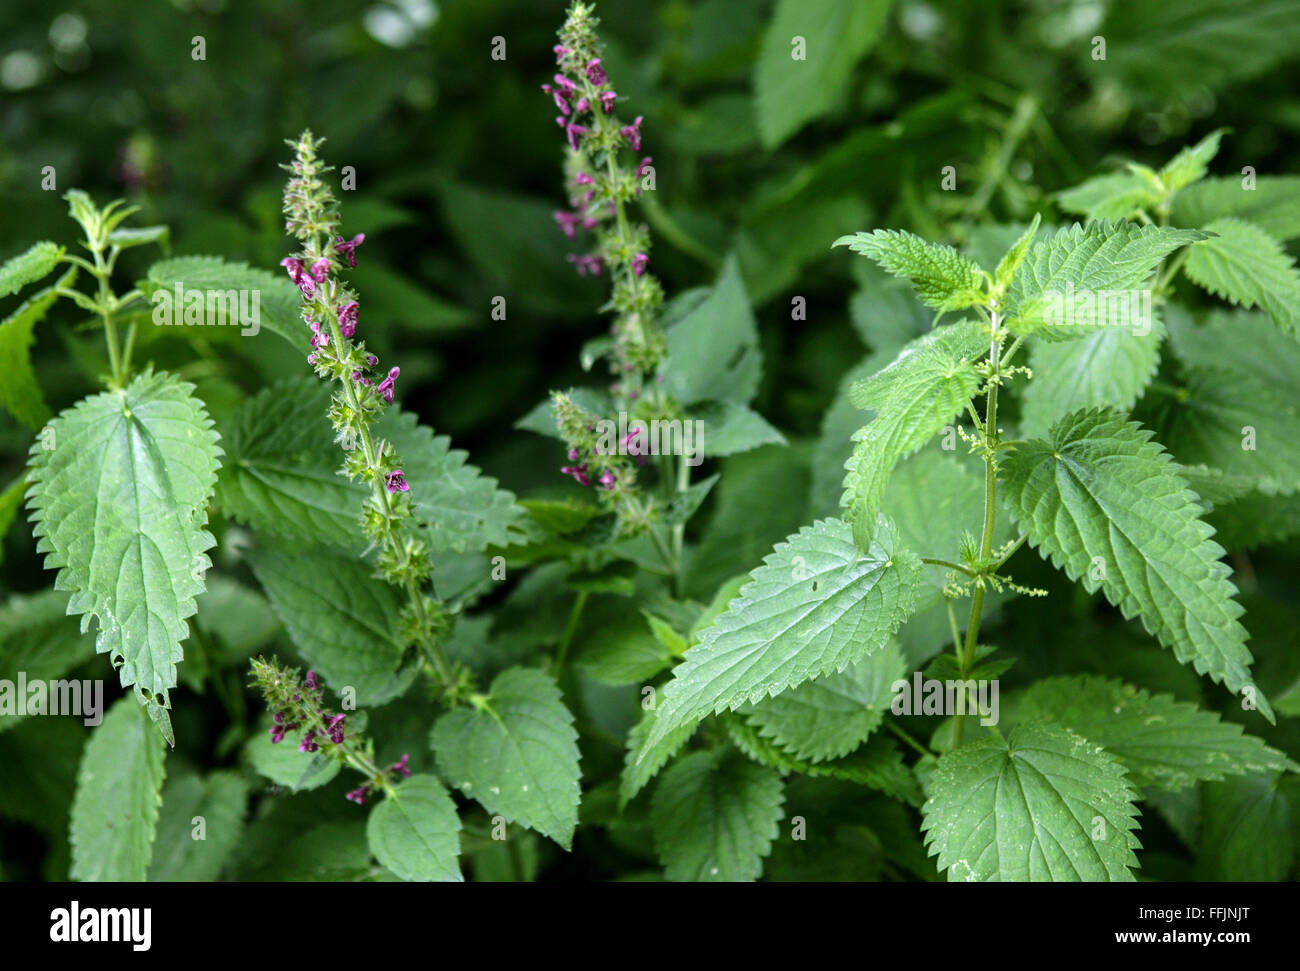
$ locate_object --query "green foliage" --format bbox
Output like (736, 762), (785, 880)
(833, 230), (987, 311)
(366, 775), (463, 882)
(0, 242), (64, 298)
(1183, 217), (1300, 336)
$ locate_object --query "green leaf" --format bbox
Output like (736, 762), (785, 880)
(1018, 676), (1295, 791)
(638, 516), (922, 758)
(1173, 175), (1300, 241)
(999, 409), (1271, 720)
(841, 320), (987, 547)
(921, 722), (1142, 881)
(0, 241), (63, 298)
(147, 771), (249, 881)
(215, 377), (359, 547)
(0, 474), (28, 567)
(660, 473), (719, 528)
(375, 408), (526, 554)
(577, 613), (673, 686)
(70, 697), (167, 881)
(661, 255), (762, 406)
(245, 718), (341, 791)
(753, 0), (891, 149)
(1197, 773), (1294, 881)
(833, 230), (987, 311)
(0, 269), (72, 428)
(366, 774), (462, 882)
(432, 666), (581, 849)
(108, 225), (170, 252)
(993, 213), (1042, 289)
(246, 546), (409, 705)
(142, 255), (302, 345)
(695, 401), (787, 457)
(0, 589), (96, 735)
(650, 748), (784, 881)
(1183, 217), (1300, 337)
(1019, 315), (1165, 437)
(742, 640), (904, 762)
(620, 705), (697, 808)
(1056, 172), (1161, 223)
(26, 370), (221, 712)
(1158, 128), (1227, 194)
(1004, 222), (1207, 336)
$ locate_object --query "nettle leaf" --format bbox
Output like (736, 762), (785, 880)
(742, 639), (905, 763)
(246, 546), (409, 705)
(650, 748), (784, 881)
(26, 370), (221, 712)
(1056, 171), (1161, 222)
(1019, 314), (1165, 438)
(1018, 676), (1295, 791)
(921, 722), (1142, 882)
(694, 401), (787, 458)
(142, 255), (301, 344)
(377, 407), (526, 555)
(833, 230), (987, 311)
(0, 589), (96, 735)
(753, 0), (891, 149)
(0, 268), (73, 428)
(620, 705), (697, 808)
(999, 409), (1271, 720)
(993, 213), (1042, 289)
(70, 697), (167, 881)
(1153, 308), (1300, 496)
(1183, 217), (1300, 337)
(1173, 175), (1300, 241)
(147, 770), (249, 881)
(1158, 128), (1227, 194)
(0, 241), (63, 298)
(661, 256), (762, 406)
(216, 377), (359, 547)
(1004, 221), (1206, 337)
(637, 516), (922, 758)
(841, 320), (987, 547)
(1197, 773), (1295, 881)
(432, 666), (581, 849)
(366, 774), (462, 882)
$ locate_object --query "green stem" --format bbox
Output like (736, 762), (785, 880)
(555, 590), (588, 675)
(671, 454), (689, 597)
(922, 557), (977, 578)
(887, 720), (935, 759)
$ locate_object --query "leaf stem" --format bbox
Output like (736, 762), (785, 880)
(555, 590), (589, 675)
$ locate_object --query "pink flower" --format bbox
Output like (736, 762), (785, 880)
(389, 754), (412, 778)
(346, 787), (369, 806)
(621, 116), (643, 152)
(600, 91), (617, 113)
(561, 464), (591, 487)
(338, 300), (359, 338)
(334, 233), (366, 268)
(599, 470), (616, 489)
(377, 366), (400, 404)
(311, 258), (331, 282)
(632, 252), (649, 277)
(553, 45), (570, 64)
(636, 156), (653, 180)
(385, 469), (409, 493)
(567, 253), (602, 277)
(574, 172), (595, 186)
(542, 83), (569, 115)
(553, 209), (580, 239)
(565, 122), (590, 151)
(586, 58), (607, 85)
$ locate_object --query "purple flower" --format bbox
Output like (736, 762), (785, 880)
(309, 322), (328, 349)
(567, 253), (602, 277)
(311, 258), (331, 282)
(281, 256), (316, 296)
(632, 252), (649, 277)
(298, 729), (319, 754)
(553, 74), (576, 97)
(305, 670), (319, 690)
(345, 786), (369, 806)
(574, 97), (589, 115)
(586, 58), (607, 85)
(366, 354), (378, 367)
(599, 470), (616, 489)
(574, 172), (595, 186)
(385, 469), (409, 493)
(553, 45), (569, 64)
(561, 464), (591, 487)
(327, 713), (346, 744)
(621, 116), (644, 152)
(600, 91), (617, 113)
(270, 724), (287, 743)
(565, 122), (590, 152)
(377, 366), (400, 404)
(389, 754), (412, 778)
(334, 233), (366, 268)
(338, 300), (359, 338)
(568, 448), (580, 461)
(542, 83), (570, 115)
(553, 209), (580, 239)
(353, 371), (372, 387)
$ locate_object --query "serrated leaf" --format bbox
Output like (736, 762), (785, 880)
(70, 697), (167, 881)
(620, 705), (697, 807)
(432, 667), (581, 849)
(1056, 172), (1161, 222)
(215, 377), (359, 546)
(147, 771), (249, 881)
(26, 370), (221, 711)
(108, 225), (170, 252)
(993, 213), (1042, 289)
(921, 722), (1141, 881)
(638, 516), (922, 759)
(841, 320), (987, 547)
(695, 401), (787, 457)
(661, 256), (762, 406)
(1196, 773), (1294, 881)
(1173, 175), (1300, 241)
(578, 612), (673, 686)
(834, 230), (987, 311)
(1020, 314), (1165, 437)
(650, 748), (784, 881)
(1159, 128), (1226, 194)
(1018, 676), (1294, 791)
(0, 589), (95, 734)
(1000, 409), (1271, 720)
(142, 255), (302, 345)
(246, 546), (409, 705)
(753, 0), (891, 149)
(1183, 217), (1300, 337)
(743, 640), (904, 763)
(0, 241), (63, 298)
(1005, 222), (1206, 336)
(366, 775), (462, 882)
(0, 268), (73, 428)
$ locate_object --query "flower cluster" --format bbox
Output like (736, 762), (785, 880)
(545, 2), (666, 399)
(551, 391), (656, 533)
(281, 131), (429, 591)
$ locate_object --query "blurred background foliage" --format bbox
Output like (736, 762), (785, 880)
(2, 0), (1299, 880)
